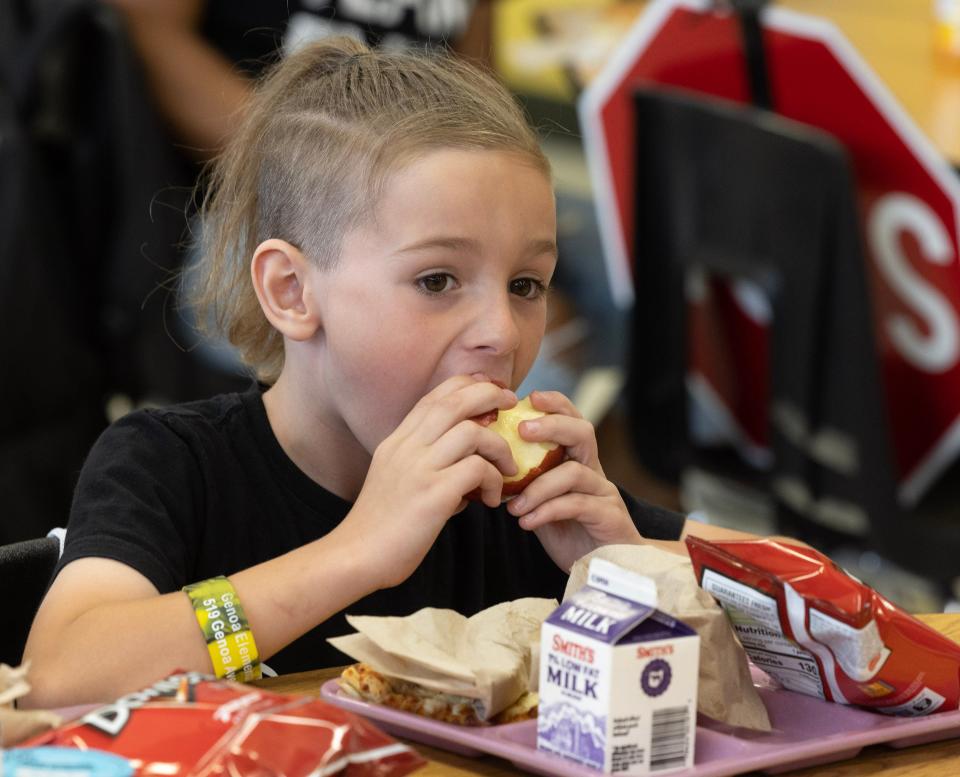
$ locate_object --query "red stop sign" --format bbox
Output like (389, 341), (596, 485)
(581, 0), (960, 506)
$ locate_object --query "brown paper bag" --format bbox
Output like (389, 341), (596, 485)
(329, 597), (556, 719)
(565, 545), (772, 731)
(0, 662), (62, 747)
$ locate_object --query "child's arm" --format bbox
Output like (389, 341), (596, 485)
(21, 523), (382, 708)
(22, 376), (519, 708)
(105, 0), (252, 157)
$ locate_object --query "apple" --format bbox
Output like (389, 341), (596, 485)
(468, 396), (564, 501)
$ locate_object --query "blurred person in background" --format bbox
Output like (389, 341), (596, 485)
(106, 0), (495, 159)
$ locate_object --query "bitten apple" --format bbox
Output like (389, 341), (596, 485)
(469, 396), (564, 501)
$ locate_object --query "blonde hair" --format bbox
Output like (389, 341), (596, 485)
(192, 37), (550, 384)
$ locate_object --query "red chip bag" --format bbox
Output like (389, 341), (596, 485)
(686, 536), (960, 716)
(23, 671), (425, 775)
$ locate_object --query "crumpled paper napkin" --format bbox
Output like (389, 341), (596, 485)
(329, 597), (557, 720)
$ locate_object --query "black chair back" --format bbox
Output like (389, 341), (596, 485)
(626, 87), (901, 555)
(0, 536), (59, 666)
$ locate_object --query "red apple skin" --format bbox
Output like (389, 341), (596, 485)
(471, 410), (499, 427)
(464, 397), (563, 503)
(499, 445), (565, 498)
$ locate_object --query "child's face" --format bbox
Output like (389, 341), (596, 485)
(306, 148), (557, 453)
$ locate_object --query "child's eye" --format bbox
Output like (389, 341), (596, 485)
(509, 277), (548, 299)
(416, 273), (457, 295)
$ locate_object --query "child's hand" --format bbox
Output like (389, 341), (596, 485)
(505, 390), (642, 572)
(341, 374), (518, 590)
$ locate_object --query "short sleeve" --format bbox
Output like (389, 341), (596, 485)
(618, 486), (686, 541)
(56, 411), (205, 593)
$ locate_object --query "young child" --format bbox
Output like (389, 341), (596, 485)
(23, 37), (748, 708)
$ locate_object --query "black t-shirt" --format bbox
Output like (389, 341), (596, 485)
(200, 0), (478, 77)
(59, 385), (685, 673)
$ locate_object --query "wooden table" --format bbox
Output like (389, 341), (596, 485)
(254, 613), (960, 776)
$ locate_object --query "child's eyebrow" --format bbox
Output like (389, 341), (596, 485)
(396, 236), (481, 255)
(526, 238), (559, 259)
(395, 236), (558, 259)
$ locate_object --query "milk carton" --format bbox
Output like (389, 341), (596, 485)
(537, 559), (699, 774)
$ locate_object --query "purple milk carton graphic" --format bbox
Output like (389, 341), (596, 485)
(538, 559), (700, 774)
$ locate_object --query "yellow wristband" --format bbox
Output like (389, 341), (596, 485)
(183, 576), (261, 681)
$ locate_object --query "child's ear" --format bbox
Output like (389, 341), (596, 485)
(251, 239), (321, 341)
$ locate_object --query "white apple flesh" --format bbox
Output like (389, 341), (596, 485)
(468, 396), (563, 501)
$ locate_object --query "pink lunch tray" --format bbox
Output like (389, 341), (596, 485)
(319, 668), (960, 777)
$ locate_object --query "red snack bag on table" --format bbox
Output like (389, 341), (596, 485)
(686, 536), (960, 716)
(22, 671), (425, 775)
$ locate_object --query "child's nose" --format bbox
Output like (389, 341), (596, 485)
(468, 292), (521, 355)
